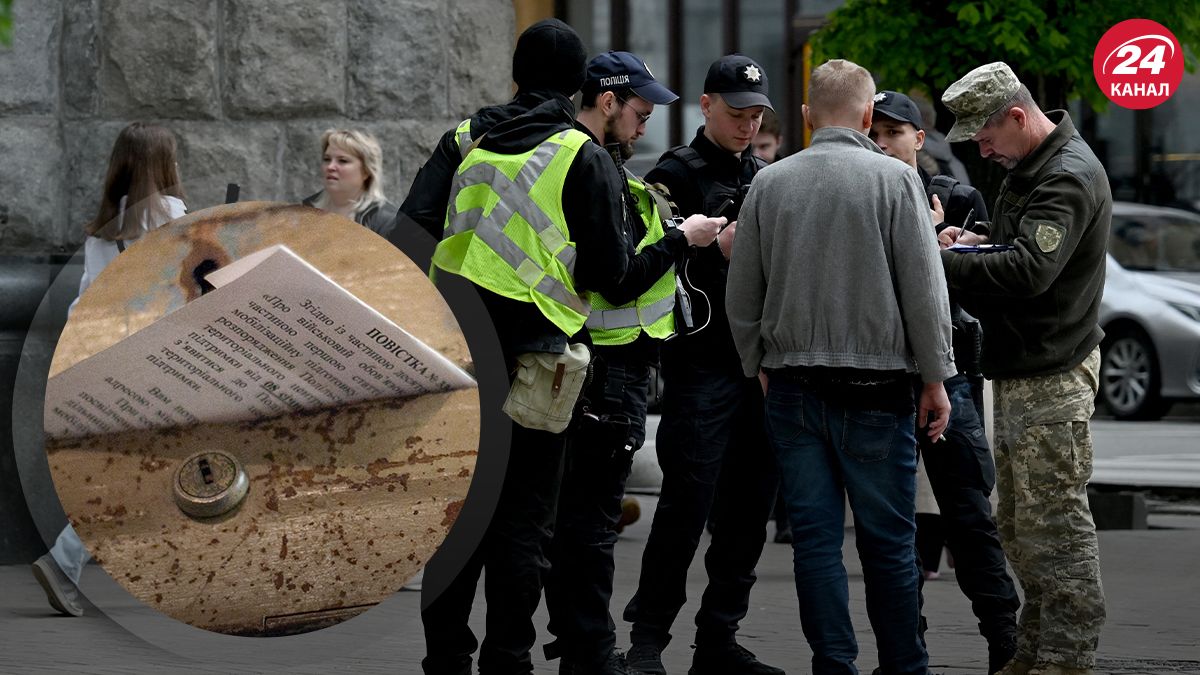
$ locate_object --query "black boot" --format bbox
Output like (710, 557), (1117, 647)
(560, 650), (640, 675)
(987, 635), (1018, 675)
(626, 643), (666, 675)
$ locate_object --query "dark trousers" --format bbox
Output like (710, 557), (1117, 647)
(623, 354), (778, 648)
(917, 374), (1020, 644)
(545, 356), (650, 666)
(422, 422), (567, 675)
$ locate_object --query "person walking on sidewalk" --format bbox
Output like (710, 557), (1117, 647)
(726, 59), (954, 675)
(869, 89), (1021, 673)
(544, 50), (724, 675)
(33, 121), (188, 618)
(623, 54), (783, 675)
(937, 62), (1111, 675)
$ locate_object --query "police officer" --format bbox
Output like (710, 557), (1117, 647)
(938, 62), (1111, 675)
(870, 90), (1020, 674)
(623, 54), (782, 675)
(543, 50), (725, 675)
(401, 20), (632, 675)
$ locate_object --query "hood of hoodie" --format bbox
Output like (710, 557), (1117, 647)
(470, 91), (578, 156)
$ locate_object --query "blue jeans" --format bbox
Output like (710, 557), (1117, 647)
(765, 377), (926, 675)
(50, 524), (91, 584)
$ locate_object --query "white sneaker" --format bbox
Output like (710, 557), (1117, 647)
(31, 554), (84, 616)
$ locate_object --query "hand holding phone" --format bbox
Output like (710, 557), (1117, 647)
(713, 199), (737, 232)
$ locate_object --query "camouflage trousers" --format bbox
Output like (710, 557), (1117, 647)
(992, 347), (1105, 669)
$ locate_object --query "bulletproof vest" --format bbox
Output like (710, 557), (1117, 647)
(659, 145), (763, 216)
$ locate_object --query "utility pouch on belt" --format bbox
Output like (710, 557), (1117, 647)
(574, 412), (634, 459)
(503, 343), (592, 433)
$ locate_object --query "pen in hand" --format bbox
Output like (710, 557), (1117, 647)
(951, 207), (976, 245)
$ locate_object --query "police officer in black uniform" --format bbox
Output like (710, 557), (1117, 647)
(623, 54), (783, 675)
(869, 90), (1020, 674)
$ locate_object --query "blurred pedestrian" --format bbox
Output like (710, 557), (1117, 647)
(34, 121), (188, 617)
(302, 128), (396, 237)
(751, 108), (784, 164)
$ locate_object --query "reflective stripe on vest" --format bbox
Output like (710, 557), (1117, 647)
(586, 292), (675, 330)
(586, 176), (676, 344)
(433, 129), (590, 335)
(455, 119), (472, 159)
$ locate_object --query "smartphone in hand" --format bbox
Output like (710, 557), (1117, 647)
(714, 198), (736, 232)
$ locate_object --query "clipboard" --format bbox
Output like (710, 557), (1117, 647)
(948, 243), (1015, 253)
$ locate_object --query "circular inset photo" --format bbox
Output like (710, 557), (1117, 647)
(43, 201), (479, 636)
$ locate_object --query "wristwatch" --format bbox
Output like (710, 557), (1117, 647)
(664, 216), (686, 229)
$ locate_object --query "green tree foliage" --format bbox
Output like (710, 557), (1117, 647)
(0, 0), (12, 48)
(812, 0), (1200, 114)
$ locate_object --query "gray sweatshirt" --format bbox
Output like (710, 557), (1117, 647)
(726, 126), (956, 384)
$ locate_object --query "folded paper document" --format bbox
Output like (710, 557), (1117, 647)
(45, 245), (475, 440)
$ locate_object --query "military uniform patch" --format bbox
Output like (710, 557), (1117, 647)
(1034, 223), (1065, 253)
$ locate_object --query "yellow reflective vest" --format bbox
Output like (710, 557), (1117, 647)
(431, 123), (592, 336)
(586, 177), (677, 345)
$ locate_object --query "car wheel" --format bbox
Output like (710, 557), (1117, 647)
(1100, 326), (1172, 420)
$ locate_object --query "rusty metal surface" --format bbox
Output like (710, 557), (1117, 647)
(45, 203), (479, 635)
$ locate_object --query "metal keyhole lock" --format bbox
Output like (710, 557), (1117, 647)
(173, 450), (249, 518)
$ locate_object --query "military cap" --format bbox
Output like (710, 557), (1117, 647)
(942, 62), (1021, 142)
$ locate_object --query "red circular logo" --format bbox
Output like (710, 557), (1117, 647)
(1094, 19), (1183, 109)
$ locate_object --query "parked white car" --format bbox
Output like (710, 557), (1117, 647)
(1099, 202), (1200, 419)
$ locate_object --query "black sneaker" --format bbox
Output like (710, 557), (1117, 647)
(560, 650), (639, 675)
(627, 643), (666, 675)
(688, 642), (784, 675)
(987, 637), (1018, 675)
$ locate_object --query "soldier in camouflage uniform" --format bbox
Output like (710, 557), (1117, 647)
(936, 62), (1112, 675)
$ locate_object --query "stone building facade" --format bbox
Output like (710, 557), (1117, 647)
(0, 0), (516, 254)
(0, 0), (514, 562)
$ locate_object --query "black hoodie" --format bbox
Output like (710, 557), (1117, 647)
(396, 91), (630, 364)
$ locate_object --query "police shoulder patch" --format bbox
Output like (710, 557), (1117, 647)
(1034, 222), (1065, 253)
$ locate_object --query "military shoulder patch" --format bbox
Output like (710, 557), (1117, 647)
(1034, 222), (1065, 253)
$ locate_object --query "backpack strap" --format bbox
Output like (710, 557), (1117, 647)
(642, 180), (680, 221)
(659, 145), (707, 172)
(928, 174), (959, 212)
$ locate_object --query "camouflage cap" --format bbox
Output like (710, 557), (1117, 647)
(942, 62), (1021, 143)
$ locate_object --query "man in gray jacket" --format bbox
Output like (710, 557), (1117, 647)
(726, 58), (955, 675)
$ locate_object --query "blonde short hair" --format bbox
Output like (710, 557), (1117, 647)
(315, 128), (387, 213)
(808, 59), (875, 122)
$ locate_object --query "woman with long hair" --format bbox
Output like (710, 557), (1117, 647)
(76, 121), (188, 300)
(33, 122), (188, 617)
(302, 128), (396, 236)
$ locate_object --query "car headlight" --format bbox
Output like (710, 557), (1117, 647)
(1168, 302), (1200, 323)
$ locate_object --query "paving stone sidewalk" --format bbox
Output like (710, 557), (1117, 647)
(2, 499), (1198, 674)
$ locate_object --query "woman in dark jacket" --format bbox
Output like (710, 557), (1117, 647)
(303, 128), (397, 236)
